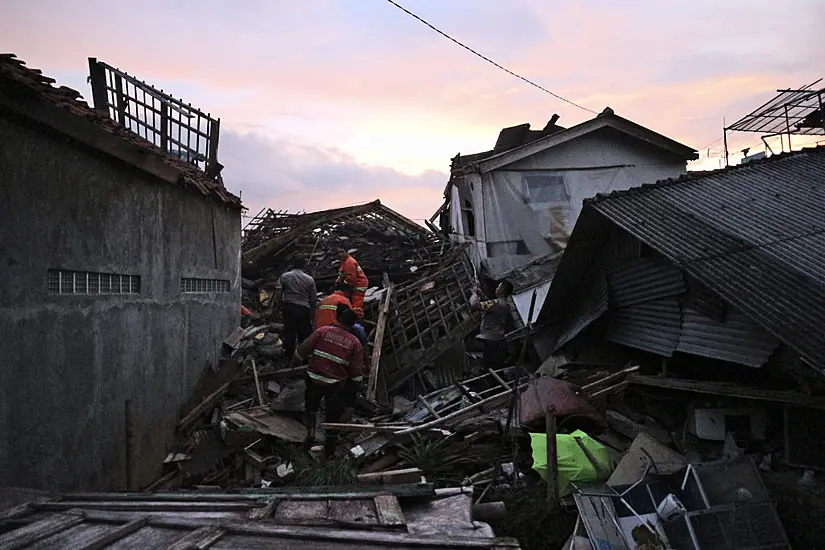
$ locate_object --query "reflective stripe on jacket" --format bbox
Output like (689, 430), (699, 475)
(297, 323), (365, 384)
(315, 291), (351, 328)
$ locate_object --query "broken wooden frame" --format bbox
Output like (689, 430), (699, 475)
(338, 368), (528, 461)
(376, 250), (481, 397)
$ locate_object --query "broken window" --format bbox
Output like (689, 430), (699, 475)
(522, 173), (568, 204)
(180, 278), (230, 293)
(486, 240), (529, 257)
(462, 199), (476, 237)
(47, 269), (140, 295)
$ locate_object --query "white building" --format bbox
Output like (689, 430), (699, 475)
(436, 108), (698, 281)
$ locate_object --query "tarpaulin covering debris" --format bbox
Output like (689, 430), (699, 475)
(529, 430), (613, 496)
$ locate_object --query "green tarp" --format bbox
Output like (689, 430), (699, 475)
(530, 430), (613, 496)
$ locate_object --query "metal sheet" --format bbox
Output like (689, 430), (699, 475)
(606, 256), (685, 307)
(606, 298), (681, 357)
(590, 148), (825, 374)
(677, 307), (780, 368)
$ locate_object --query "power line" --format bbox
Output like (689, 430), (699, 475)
(384, 0), (596, 114)
(697, 136), (724, 152)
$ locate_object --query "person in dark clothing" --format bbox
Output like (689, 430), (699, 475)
(470, 279), (514, 370)
(291, 306), (365, 459)
(279, 257), (317, 360)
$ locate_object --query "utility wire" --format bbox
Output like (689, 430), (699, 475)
(384, 0), (596, 114)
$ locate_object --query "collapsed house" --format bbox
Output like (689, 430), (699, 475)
(434, 109), (699, 282)
(0, 55), (241, 491)
(534, 146), (825, 467)
(242, 201), (481, 398)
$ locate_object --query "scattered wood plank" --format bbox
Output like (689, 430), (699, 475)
(357, 468), (422, 485)
(77, 515), (150, 550)
(167, 525), (226, 550)
(373, 494), (405, 527)
(177, 381), (233, 435)
(0, 511), (85, 549)
(367, 275), (393, 402)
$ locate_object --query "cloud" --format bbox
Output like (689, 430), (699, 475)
(218, 130), (447, 222)
(4, 0), (825, 218)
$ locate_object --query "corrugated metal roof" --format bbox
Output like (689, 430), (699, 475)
(589, 147), (825, 372)
(678, 307), (780, 367)
(606, 297), (682, 356)
(606, 256), (685, 307)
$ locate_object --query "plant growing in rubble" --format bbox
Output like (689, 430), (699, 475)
(397, 433), (462, 484)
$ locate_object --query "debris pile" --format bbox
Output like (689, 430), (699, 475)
(144, 199), (806, 548)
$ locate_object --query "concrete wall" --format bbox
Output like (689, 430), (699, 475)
(451, 128), (688, 277)
(0, 116), (241, 491)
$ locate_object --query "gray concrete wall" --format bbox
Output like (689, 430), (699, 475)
(0, 115), (241, 491)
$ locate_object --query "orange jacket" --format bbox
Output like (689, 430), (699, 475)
(339, 255), (369, 290)
(315, 291), (351, 328)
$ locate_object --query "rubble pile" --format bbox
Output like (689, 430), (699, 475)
(147, 199), (804, 548)
(242, 200), (449, 289)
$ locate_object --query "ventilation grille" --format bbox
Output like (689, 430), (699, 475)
(48, 270), (140, 295)
(180, 278), (230, 293)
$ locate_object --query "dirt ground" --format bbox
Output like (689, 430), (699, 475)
(763, 470), (825, 548)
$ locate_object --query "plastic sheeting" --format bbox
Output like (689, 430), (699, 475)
(530, 430), (613, 496)
(512, 281), (551, 325)
(481, 170), (565, 278)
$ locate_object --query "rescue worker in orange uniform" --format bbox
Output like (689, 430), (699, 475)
(335, 248), (369, 317)
(315, 283), (352, 328)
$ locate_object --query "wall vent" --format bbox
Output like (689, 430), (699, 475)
(48, 270), (141, 295)
(180, 278), (230, 293)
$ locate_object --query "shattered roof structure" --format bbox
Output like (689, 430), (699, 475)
(726, 79), (825, 136)
(0, 54), (240, 207)
(538, 146), (825, 374)
(243, 200), (447, 283)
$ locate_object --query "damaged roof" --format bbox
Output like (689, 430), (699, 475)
(542, 146), (825, 373)
(0, 54), (241, 207)
(449, 109), (697, 178)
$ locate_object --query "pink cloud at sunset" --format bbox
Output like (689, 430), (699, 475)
(2, 0), (823, 220)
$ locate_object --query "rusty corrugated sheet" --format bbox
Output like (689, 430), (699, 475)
(677, 307), (780, 368)
(606, 297), (681, 356)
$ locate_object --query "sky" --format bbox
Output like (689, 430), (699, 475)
(3, 0), (824, 223)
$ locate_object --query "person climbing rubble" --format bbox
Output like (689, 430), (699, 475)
(279, 257), (318, 360)
(315, 283), (353, 328)
(290, 305), (365, 459)
(470, 279), (514, 370)
(335, 247), (369, 318)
